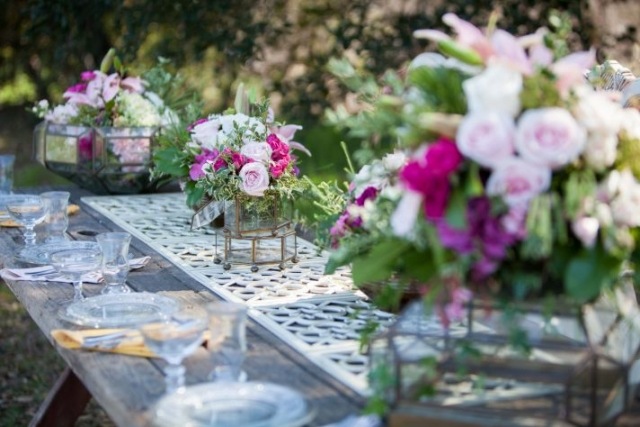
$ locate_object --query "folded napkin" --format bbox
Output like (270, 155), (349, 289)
(51, 328), (155, 357)
(51, 328), (211, 358)
(0, 204), (80, 227)
(0, 256), (151, 284)
(0, 265), (102, 284)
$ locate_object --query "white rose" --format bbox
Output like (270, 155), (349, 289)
(486, 157), (551, 206)
(583, 132), (618, 171)
(191, 119), (221, 149)
(463, 64), (523, 117)
(610, 170), (640, 227)
(240, 142), (272, 163)
(456, 111), (516, 168)
(573, 88), (623, 136)
(239, 161), (270, 196)
(515, 108), (586, 169)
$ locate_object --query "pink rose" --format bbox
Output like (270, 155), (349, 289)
(239, 162), (270, 196)
(486, 157), (551, 206)
(515, 108), (586, 169)
(456, 111), (516, 168)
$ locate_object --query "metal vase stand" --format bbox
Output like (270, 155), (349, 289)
(216, 196), (298, 272)
(370, 283), (640, 426)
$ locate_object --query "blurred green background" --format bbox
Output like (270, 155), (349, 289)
(2, 0), (639, 189)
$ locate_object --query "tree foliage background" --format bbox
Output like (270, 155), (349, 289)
(1, 0), (639, 182)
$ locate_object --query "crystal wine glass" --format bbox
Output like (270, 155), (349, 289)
(5, 195), (46, 246)
(51, 247), (103, 303)
(140, 313), (207, 394)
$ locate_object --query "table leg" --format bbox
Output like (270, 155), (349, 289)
(29, 367), (92, 427)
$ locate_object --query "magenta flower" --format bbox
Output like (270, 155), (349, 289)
(80, 71), (96, 81)
(437, 196), (521, 282)
(399, 138), (462, 220)
(189, 148), (219, 180)
(66, 83), (88, 94)
(78, 134), (93, 160)
(266, 133), (290, 161)
(270, 157), (290, 178)
(355, 187), (378, 206)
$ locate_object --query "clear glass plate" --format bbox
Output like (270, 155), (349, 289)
(152, 381), (314, 427)
(60, 292), (179, 328)
(16, 241), (101, 265)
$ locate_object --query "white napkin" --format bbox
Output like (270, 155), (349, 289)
(0, 256), (151, 284)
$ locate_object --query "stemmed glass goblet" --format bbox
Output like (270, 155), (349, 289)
(51, 247), (103, 303)
(5, 195), (46, 247)
(140, 313), (207, 394)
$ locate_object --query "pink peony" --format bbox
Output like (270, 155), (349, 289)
(456, 111), (516, 168)
(486, 157), (551, 206)
(515, 108), (586, 169)
(239, 162), (270, 196)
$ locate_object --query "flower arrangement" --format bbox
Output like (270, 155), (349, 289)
(31, 50), (182, 180)
(32, 49), (175, 129)
(322, 13), (640, 320)
(152, 89), (309, 212)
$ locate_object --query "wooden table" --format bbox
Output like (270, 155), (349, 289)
(0, 186), (364, 427)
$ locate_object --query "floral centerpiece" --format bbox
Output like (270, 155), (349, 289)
(317, 13), (640, 422)
(152, 88), (310, 226)
(322, 13), (640, 321)
(31, 49), (181, 194)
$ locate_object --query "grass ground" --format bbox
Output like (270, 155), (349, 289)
(0, 285), (114, 426)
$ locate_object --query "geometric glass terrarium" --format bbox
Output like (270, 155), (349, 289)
(33, 121), (159, 194)
(369, 282), (640, 427)
(219, 196), (298, 272)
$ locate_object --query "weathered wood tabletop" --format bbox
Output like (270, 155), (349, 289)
(0, 186), (365, 427)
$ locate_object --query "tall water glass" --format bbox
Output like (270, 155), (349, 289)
(5, 195), (46, 246)
(96, 232), (132, 295)
(0, 154), (15, 194)
(41, 191), (70, 243)
(207, 301), (248, 382)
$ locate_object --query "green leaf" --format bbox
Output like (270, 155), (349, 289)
(401, 248), (436, 282)
(153, 147), (186, 176)
(565, 246), (620, 303)
(445, 187), (466, 229)
(351, 239), (409, 285)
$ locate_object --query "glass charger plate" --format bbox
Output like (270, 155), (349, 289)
(60, 292), (179, 328)
(152, 381), (314, 427)
(16, 241), (100, 265)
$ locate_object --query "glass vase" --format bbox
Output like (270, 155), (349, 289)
(33, 121), (159, 195)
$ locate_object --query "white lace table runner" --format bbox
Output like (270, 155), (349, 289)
(82, 193), (393, 394)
